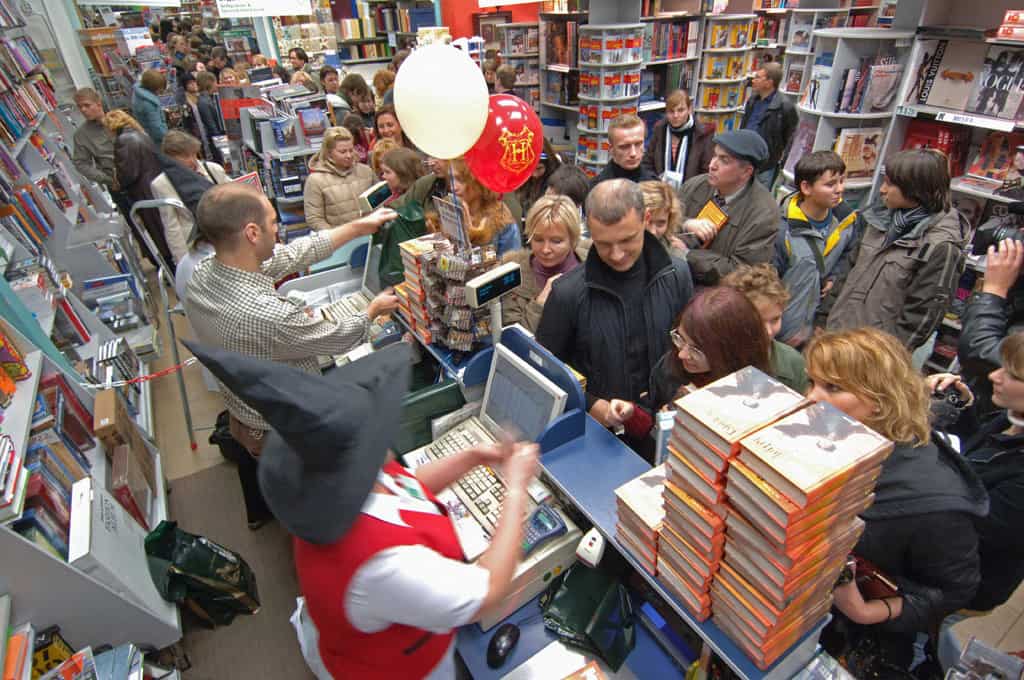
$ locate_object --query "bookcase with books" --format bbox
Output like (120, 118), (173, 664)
(272, 0), (338, 66)
(869, 0), (1024, 373)
(639, 0), (703, 118)
(539, 2), (588, 159)
(750, 4), (788, 74)
(0, 317), (181, 653)
(695, 13), (755, 133)
(341, 0), (435, 65)
(496, 23), (541, 111)
(576, 23), (645, 177)
(779, 8), (849, 104)
(779, 26), (916, 205)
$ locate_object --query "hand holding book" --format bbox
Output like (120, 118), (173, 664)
(833, 555), (902, 625)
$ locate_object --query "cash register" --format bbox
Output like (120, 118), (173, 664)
(404, 343), (583, 631)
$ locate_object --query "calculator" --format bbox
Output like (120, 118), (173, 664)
(522, 505), (567, 556)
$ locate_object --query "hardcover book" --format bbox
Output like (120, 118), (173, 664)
(909, 39), (988, 110)
(737, 401), (892, 506)
(673, 367), (804, 458)
(967, 131), (1024, 181)
(833, 127), (885, 179)
(615, 464), (666, 534)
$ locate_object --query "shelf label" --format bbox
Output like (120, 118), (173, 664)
(895, 105), (917, 118)
(935, 110), (1015, 131)
(388, 32), (397, 48)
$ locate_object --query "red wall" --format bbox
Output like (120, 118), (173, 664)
(441, 2), (541, 41)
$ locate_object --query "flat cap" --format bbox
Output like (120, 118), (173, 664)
(713, 129), (769, 166)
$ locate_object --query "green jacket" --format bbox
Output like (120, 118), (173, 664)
(770, 339), (807, 395)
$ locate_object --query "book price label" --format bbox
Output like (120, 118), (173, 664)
(895, 105), (917, 118)
(935, 111), (1015, 132)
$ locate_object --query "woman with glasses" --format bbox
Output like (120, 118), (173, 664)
(611, 287), (772, 454)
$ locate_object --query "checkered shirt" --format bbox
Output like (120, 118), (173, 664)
(184, 232), (368, 431)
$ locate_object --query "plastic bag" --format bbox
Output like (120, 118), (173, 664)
(145, 520), (260, 628)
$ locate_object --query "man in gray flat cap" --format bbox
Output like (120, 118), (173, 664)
(677, 129), (781, 285)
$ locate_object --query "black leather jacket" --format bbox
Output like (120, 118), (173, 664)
(958, 288), (1024, 415)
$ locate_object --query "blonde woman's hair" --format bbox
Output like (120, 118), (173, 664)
(103, 109), (144, 134)
(639, 180), (682, 234)
(291, 70), (314, 87)
(720, 263), (790, 308)
(804, 328), (931, 445)
(370, 137), (400, 176)
(1001, 332), (1024, 379)
(162, 129), (201, 158)
(525, 195), (581, 250)
(451, 157), (513, 247)
(321, 126), (354, 155)
(218, 67), (238, 84)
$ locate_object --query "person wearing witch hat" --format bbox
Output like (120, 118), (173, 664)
(185, 340), (542, 679)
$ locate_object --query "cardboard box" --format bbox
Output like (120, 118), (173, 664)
(93, 389), (156, 491)
(111, 444), (153, 531)
(69, 477), (165, 613)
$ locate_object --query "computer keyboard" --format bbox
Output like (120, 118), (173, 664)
(423, 426), (488, 461)
(452, 464), (504, 535)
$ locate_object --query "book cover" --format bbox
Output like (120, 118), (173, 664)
(967, 46), (1024, 119)
(673, 367), (805, 458)
(784, 119), (817, 177)
(271, 117), (299, 148)
(784, 63), (804, 94)
(833, 127), (884, 179)
(297, 107), (326, 138)
(912, 40), (988, 109)
(738, 400), (893, 506)
(967, 131), (1024, 181)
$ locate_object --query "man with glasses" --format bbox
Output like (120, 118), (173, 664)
(588, 114), (658, 191)
(678, 129), (780, 286)
(741, 62), (798, 188)
(537, 179), (693, 448)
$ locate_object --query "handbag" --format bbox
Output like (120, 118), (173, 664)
(539, 563), (636, 671)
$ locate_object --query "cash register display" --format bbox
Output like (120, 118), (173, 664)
(480, 345), (567, 443)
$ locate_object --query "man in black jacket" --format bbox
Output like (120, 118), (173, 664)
(536, 179), (694, 433)
(741, 62), (798, 187)
(588, 114), (658, 191)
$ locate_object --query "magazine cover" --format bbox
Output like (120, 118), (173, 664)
(967, 46), (1024, 119)
(863, 63), (903, 112)
(966, 131), (1024, 181)
(784, 64), (804, 93)
(784, 119), (817, 177)
(834, 127), (885, 179)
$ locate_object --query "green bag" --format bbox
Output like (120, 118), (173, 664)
(373, 201), (427, 287)
(145, 520), (261, 628)
(539, 563), (637, 671)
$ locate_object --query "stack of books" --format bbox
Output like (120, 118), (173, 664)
(614, 464), (665, 575)
(661, 367), (804, 621)
(396, 234), (449, 346)
(712, 400), (893, 669)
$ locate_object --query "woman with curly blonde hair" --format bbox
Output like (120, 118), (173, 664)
(450, 158), (520, 256)
(639, 180), (684, 257)
(805, 327), (987, 677)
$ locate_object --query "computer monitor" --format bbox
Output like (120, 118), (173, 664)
(480, 344), (567, 443)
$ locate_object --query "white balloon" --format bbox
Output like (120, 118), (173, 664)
(393, 44), (489, 160)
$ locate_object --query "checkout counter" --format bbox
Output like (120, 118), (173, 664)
(282, 259), (833, 680)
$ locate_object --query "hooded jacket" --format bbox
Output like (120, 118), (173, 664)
(132, 84), (167, 146)
(823, 203), (969, 350)
(536, 231), (694, 409)
(853, 437), (988, 642)
(641, 117), (715, 181)
(303, 153), (375, 231)
(774, 193), (862, 345)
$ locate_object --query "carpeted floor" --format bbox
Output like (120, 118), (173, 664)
(166, 461), (315, 680)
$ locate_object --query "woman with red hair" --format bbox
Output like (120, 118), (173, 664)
(609, 287), (773, 457)
(450, 158), (522, 256)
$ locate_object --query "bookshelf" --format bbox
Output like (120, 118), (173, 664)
(340, 0), (435, 64)
(695, 14), (755, 134)
(779, 8), (849, 102)
(539, 4), (588, 159)
(640, 0), (703, 118)
(576, 23), (645, 177)
(496, 23), (541, 111)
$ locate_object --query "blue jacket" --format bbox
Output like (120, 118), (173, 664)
(132, 84), (167, 146)
(494, 222), (521, 258)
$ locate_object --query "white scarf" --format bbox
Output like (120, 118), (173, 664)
(664, 115), (695, 177)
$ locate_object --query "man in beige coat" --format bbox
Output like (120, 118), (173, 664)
(304, 127), (375, 231)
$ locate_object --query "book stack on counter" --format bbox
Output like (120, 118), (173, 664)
(713, 400), (893, 669)
(614, 464), (665, 576)
(395, 234), (445, 346)
(662, 367), (805, 622)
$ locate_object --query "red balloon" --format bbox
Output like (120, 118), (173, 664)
(463, 94), (544, 194)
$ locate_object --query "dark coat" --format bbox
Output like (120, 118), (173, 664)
(740, 89), (798, 171)
(536, 231), (694, 409)
(677, 174), (781, 285)
(962, 414), (1024, 611)
(842, 436), (988, 667)
(114, 128), (173, 266)
(823, 204), (969, 350)
(641, 118), (715, 181)
(958, 290), (1024, 416)
(588, 161), (658, 192)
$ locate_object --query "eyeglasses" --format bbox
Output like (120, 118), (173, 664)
(670, 329), (706, 362)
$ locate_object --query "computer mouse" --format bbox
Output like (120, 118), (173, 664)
(485, 622), (520, 669)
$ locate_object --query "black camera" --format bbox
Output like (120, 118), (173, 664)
(973, 222), (1024, 254)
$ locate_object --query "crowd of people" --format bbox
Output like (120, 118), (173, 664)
(65, 31), (1023, 678)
